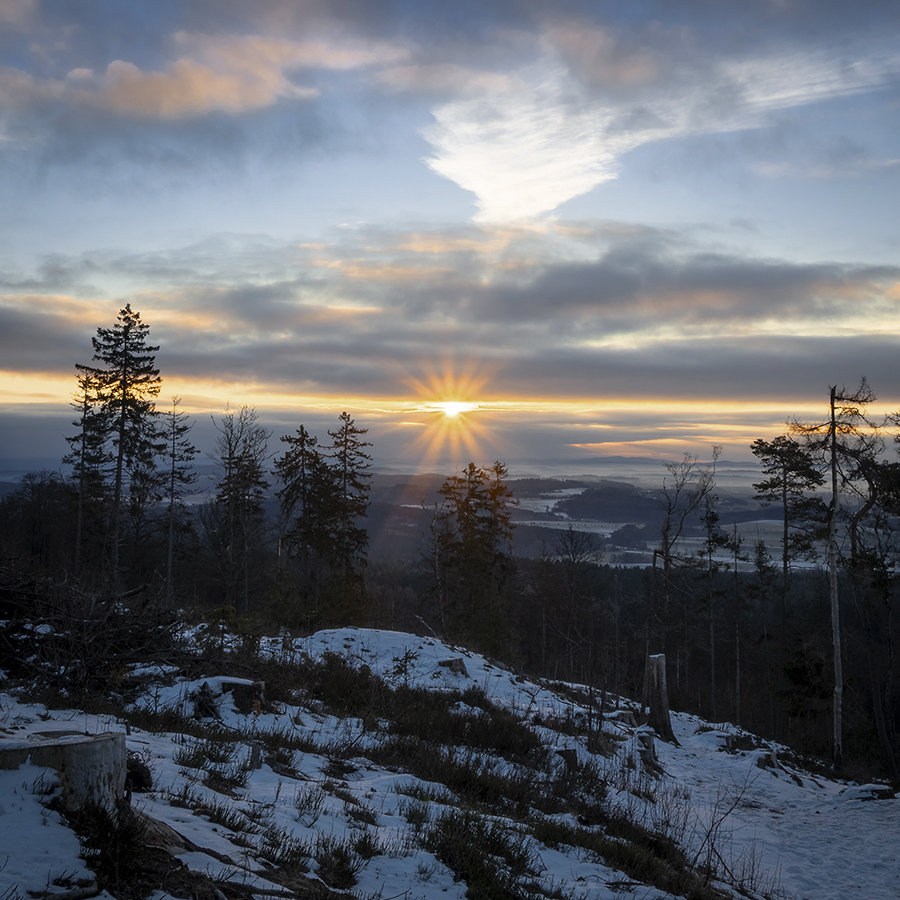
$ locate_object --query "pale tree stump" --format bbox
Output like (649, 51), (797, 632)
(0, 731), (126, 816)
(645, 653), (679, 745)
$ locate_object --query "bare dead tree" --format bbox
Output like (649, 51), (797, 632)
(792, 378), (879, 767)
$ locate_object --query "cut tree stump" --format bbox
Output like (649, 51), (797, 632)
(0, 731), (126, 816)
(635, 726), (665, 776)
(438, 658), (469, 676)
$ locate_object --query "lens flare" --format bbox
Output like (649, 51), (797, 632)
(428, 401), (480, 418)
(395, 359), (503, 471)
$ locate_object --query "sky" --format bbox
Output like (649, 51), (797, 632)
(1, 0), (899, 477)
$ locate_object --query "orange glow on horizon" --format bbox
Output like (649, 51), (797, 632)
(4, 370), (893, 422)
(4, 364), (897, 469)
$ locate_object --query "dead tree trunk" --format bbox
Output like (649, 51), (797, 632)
(646, 653), (679, 745)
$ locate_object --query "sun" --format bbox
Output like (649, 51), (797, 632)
(396, 359), (500, 470)
(429, 400), (480, 418)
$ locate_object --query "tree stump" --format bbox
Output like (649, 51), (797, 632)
(635, 726), (665, 776)
(556, 748), (579, 772)
(438, 658), (469, 677)
(645, 654), (679, 745)
(0, 731), (126, 816)
(223, 679), (267, 715)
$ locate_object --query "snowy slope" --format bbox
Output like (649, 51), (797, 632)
(0, 627), (897, 900)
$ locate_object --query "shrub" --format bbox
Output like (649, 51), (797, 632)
(314, 835), (363, 889)
(256, 825), (313, 871)
(67, 803), (154, 900)
(293, 784), (326, 826)
(423, 810), (541, 900)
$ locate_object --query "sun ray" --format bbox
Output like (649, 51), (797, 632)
(392, 358), (505, 475)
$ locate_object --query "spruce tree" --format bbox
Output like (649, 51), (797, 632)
(751, 435), (825, 622)
(274, 424), (329, 587)
(163, 397), (198, 605)
(87, 304), (162, 575)
(326, 412), (372, 575)
(431, 461), (516, 649)
(64, 368), (113, 574)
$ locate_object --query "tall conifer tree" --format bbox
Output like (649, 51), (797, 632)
(751, 435), (825, 623)
(87, 304), (162, 574)
(327, 412), (372, 575)
(163, 397), (198, 605)
(63, 368), (113, 574)
(275, 425), (328, 585)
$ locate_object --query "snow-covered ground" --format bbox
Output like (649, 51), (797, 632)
(1, 627), (897, 900)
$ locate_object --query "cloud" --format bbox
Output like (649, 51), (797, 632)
(2, 221), (899, 479)
(728, 45), (899, 114)
(0, 255), (103, 294)
(92, 57), (317, 119)
(378, 61), (516, 96)
(448, 226), (900, 335)
(1, 29), (409, 125)
(180, 31), (407, 73)
(422, 30), (900, 221)
(0, 295), (102, 373)
(0, 0), (33, 25)
(544, 21), (661, 88)
(754, 157), (900, 179)
(71, 32), (407, 119)
(4, 224), (896, 413)
(424, 66), (628, 221)
(0, 65), (63, 111)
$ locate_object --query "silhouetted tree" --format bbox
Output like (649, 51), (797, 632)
(695, 491), (731, 719)
(162, 397), (198, 606)
(274, 424), (332, 596)
(430, 461), (516, 651)
(208, 405), (271, 613)
(63, 369), (113, 574)
(0, 471), (71, 571)
(793, 378), (879, 766)
(326, 412), (373, 576)
(751, 435), (825, 622)
(82, 304), (162, 575)
(653, 447), (720, 682)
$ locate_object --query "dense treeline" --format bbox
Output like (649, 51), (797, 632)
(1, 308), (898, 780)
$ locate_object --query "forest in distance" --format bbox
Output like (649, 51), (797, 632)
(1, 305), (899, 784)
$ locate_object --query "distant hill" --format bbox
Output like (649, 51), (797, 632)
(364, 473), (778, 562)
(551, 479), (770, 529)
(552, 480), (660, 524)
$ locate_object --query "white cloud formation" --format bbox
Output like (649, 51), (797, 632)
(728, 47), (899, 114)
(424, 67), (636, 222)
(423, 39), (900, 223)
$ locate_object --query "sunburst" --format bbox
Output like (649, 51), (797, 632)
(427, 400), (481, 418)
(399, 360), (498, 471)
